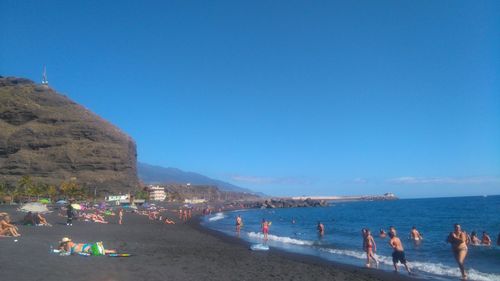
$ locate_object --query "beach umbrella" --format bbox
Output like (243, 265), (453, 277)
(19, 202), (50, 214)
(71, 203), (82, 210)
(123, 205), (137, 210)
(56, 200), (67, 205)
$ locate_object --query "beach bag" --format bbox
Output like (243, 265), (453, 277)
(91, 242), (105, 256)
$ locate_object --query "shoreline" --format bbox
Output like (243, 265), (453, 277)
(0, 204), (427, 281)
(192, 213), (422, 281)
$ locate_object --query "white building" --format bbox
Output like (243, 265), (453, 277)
(184, 198), (206, 204)
(105, 194), (129, 202)
(148, 185), (166, 201)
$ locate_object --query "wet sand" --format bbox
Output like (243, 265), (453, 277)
(0, 205), (418, 281)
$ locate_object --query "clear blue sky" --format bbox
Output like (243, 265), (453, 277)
(1, 1), (499, 198)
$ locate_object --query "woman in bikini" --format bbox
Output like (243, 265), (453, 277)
(58, 237), (116, 255)
(363, 228), (379, 268)
(447, 224), (468, 280)
(261, 219), (270, 241)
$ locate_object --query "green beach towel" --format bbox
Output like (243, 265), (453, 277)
(91, 242), (105, 256)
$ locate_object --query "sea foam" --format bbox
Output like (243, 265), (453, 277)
(247, 232), (314, 246)
(208, 213), (225, 222)
(319, 248), (500, 281)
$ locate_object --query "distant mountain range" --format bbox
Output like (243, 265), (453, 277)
(138, 162), (262, 195)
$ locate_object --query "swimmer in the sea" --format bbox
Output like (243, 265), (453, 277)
(379, 229), (387, 238)
(410, 226), (423, 241)
(235, 215), (242, 233)
(389, 226), (397, 236)
(481, 231), (491, 246)
(317, 221), (325, 237)
(469, 231), (481, 245)
(447, 224), (468, 280)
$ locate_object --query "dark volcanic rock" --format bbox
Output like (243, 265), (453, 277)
(0, 77), (138, 193)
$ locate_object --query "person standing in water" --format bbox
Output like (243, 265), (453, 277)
(447, 224), (468, 280)
(317, 221), (325, 237)
(481, 231), (491, 246)
(469, 231), (481, 245)
(410, 226), (423, 241)
(389, 226), (397, 236)
(261, 219), (270, 241)
(389, 232), (411, 274)
(235, 215), (242, 233)
(362, 228), (379, 268)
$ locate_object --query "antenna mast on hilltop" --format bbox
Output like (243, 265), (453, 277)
(41, 65), (49, 85)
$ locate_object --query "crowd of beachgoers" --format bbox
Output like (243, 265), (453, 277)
(2, 199), (499, 280)
(235, 215), (500, 280)
(0, 199), (211, 256)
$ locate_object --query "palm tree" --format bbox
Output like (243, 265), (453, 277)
(18, 175), (34, 202)
(47, 185), (58, 202)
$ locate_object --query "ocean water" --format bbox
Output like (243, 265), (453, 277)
(202, 196), (500, 281)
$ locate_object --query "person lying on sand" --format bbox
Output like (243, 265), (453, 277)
(0, 215), (21, 237)
(165, 218), (175, 224)
(58, 237), (116, 255)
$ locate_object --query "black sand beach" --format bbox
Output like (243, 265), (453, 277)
(0, 205), (417, 281)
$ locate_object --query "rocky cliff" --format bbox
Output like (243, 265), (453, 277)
(0, 77), (138, 193)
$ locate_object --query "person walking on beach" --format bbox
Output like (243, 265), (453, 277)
(66, 202), (74, 226)
(389, 231), (411, 274)
(362, 228), (379, 268)
(317, 221), (325, 237)
(235, 215), (243, 233)
(261, 219), (270, 241)
(118, 208), (123, 225)
(447, 224), (468, 280)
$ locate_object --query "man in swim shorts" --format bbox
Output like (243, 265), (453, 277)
(389, 232), (411, 274)
(447, 224), (468, 280)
